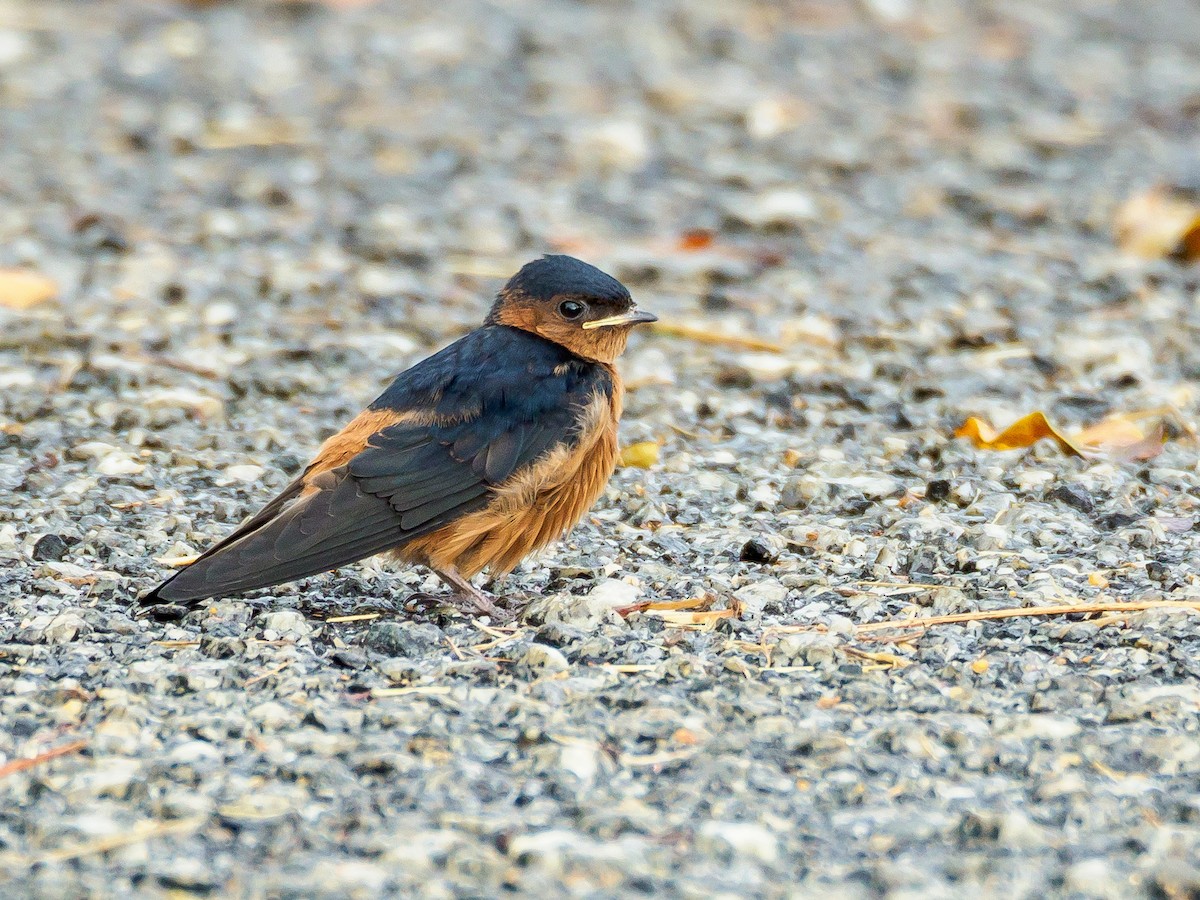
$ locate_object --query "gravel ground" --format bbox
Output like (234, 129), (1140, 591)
(3, 0), (1200, 896)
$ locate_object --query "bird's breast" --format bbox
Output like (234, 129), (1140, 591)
(400, 384), (622, 577)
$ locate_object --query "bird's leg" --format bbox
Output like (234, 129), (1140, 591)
(434, 567), (512, 623)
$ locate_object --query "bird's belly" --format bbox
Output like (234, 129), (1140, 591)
(399, 414), (619, 578)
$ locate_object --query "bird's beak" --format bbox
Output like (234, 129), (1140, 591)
(581, 308), (659, 330)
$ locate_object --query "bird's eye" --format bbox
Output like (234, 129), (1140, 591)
(558, 300), (586, 320)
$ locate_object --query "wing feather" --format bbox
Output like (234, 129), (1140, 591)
(143, 327), (612, 605)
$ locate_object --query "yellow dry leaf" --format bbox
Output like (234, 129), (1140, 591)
(0, 269), (57, 310)
(956, 410), (1165, 461)
(955, 411), (1084, 456)
(1074, 416), (1164, 461)
(1114, 187), (1200, 261)
(619, 441), (660, 468)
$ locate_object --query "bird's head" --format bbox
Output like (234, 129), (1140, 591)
(486, 255), (657, 364)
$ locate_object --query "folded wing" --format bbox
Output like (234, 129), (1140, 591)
(143, 327), (610, 604)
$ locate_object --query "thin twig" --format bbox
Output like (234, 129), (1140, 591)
(371, 685), (454, 699)
(7, 817), (205, 868)
(324, 613), (381, 624)
(0, 741), (86, 780)
(648, 321), (783, 353)
(243, 661), (292, 687)
(444, 634), (467, 661)
(852, 600), (1200, 633)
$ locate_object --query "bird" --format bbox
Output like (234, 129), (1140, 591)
(141, 255), (657, 620)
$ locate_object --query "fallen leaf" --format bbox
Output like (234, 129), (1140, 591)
(1114, 186), (1200, 261)
(672, 727), (701, 745)
(955, 410), (1165, 461)
(619, 441), (660, 468)
(1075, 418), (1164, 461)
(955, 411), (1083, 456)
(0, 269), (57, 310)
(676, 229), (715, 251)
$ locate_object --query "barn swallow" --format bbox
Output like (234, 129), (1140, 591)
(142, 255), (656, 621)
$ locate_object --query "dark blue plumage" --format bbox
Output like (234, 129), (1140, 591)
(360, 324), (613, 528)
(142, 254), (652, 614)
(146, 325), (612, 603)
(487, 255), (631, 320)
(371, 322), (608, 419)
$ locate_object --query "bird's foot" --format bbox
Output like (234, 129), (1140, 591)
(434, 567), (515, 625)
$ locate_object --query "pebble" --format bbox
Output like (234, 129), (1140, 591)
(31, 534), (68, 561)
(728, 189), (818, 229)
(696, 821), (779, 864)
(733, 580), (788, 614)
(520, 643), (570, 673)
(772, 632), (837, 666)
(363, 622), (443, 657)
(739, 536), (779, 563)
(0, 3), (1195, 897)
(224, 464), (265, 483)
(42, 612), (91, 644)
(258, 610), (313, 640)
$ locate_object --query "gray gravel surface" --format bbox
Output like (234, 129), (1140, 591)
(4, 0), (1200, 896)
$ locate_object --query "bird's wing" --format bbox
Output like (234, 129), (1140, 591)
(143, 327), (611, 604)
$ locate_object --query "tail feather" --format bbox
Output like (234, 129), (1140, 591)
(141, 472), (407, 605)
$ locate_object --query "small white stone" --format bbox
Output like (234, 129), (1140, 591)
(1064, 859), (1121, 899)
(737, 189), (818, 228)
(1003, 715), (1081, 741)
(143, 387), (224, 420)
(249, 701), (294, 730)
(838, 475), (900, 498)
(168, 740), (222, 765)
(587, 579), (640, 611)
(225, 464), (265, 483)
(0, 30), (30, 68)
(260, 610), (312, 640)
(43, 612), (89, 644)
(507, 829), (584, 865)
(734, 580), (788, 613)
(96, 453), (145, 476)
(696, 821), (779, 863)
(558, 742), (600, 787)
(572, 119), (650, 171)
(745, 97), (798, 139)
(826, 615), (856, 637)
(774, 632), (837, 666)
(203, 301), (238, 327)
(71, 441), (121, 460)
(521, 644), (569, 673)
(68, 757), (141, 799)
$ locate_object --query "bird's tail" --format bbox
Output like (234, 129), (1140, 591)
(139, 471), (408, 606)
